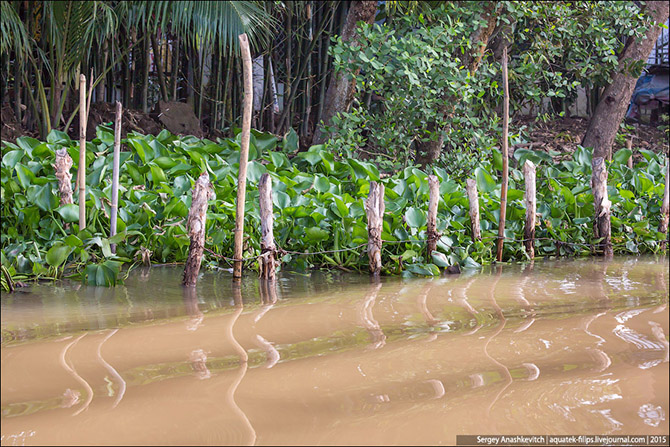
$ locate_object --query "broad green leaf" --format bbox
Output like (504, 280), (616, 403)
(46, 243), (72, 267)
(405, 207), (427, 228)
(305, 227), (329, 243)
(475, 167), (497, 193)
(57, 203), (80, 222)
(314, 176), (330, 193)
(613, 148), (632, 165)
(283, 128), (299, 152)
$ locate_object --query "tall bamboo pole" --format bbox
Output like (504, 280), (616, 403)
(233, 34), (253, 279)
(496, 47), (509, 262)
(110, 101), (122, 254)
(78, 74), (87, 229)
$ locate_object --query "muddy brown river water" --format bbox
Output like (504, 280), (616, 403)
(1, 257), (668, 446)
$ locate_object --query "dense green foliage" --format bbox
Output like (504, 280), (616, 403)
(325, 1), (651, 166)
(1, 126), (667, 288)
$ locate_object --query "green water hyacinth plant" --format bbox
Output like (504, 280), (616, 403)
(1, 125), (668, 287)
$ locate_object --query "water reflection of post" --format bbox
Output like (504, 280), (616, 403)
(582, 259), (612, 372)
(183, 286), (210, 380)
(513, 261), (537, 333)
(226, 283), (256, 446)
(359, 278), (386, 349)
(484, 265), (513, 417)
(59, 333), (94, 416)
(253, 280), (280, 368)
(416, 280), (438, 342)
(96, 329), (126, 408)
(455, 276), (481, 336)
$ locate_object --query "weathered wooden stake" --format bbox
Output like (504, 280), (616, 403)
(233, 33), (253, 279)
(183, 172), (214, 286)
(426, 175), (440, 258)
(591, 156), (613, 257)
(258, 173), (278, 280)
(53, 149), (73, 205)
(110, 101), (122, 254)
(466, 179), (481, 241)
(626, 138), (633, 169)
(366, 181), (385, 275)
(496, 46), (510, 262)
(659, 158), (669, 250)
(523, 160), (536, 259)
(78, 74), (88, 229)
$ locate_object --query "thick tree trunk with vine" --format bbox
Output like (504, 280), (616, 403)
(415, 2), (502, 166)
(313, 1), (377, 145)
(582, 1), (668, 256)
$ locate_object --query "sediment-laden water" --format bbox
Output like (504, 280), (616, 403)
(1, 257), (668, 445)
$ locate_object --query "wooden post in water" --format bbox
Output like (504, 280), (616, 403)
(53, 149), (73, 205)
(591, 156), (613, 257)
(78, 74), (88, 229)
(233, 33), (253, 279)
(523, 160), (536, 259)
(110, 101), (122, 254)
(426, 175), (440, 258)
(466, 179), (481, 241)
(659, 158), (669, 250)
(258, 173), (278, 280)
(366, 181), (385, 275)
(183, 172), (214, 286)
(626, 138), (633, 169)
(496, 47), (510, 262)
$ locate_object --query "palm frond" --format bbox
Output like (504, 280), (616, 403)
(0, 2), (30, 56)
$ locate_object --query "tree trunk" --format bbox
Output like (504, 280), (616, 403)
(312, 0), (378, 145)
(582, 0), (669, 160)
(151, 33), (169, 103)
(582, 1), (668, 256)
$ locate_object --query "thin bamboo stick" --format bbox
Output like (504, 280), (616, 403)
(496, 47), (509, 262)
(110, 101), (122, 254)
(78, 74), (87, 229)
(233, 34), (253, 279)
